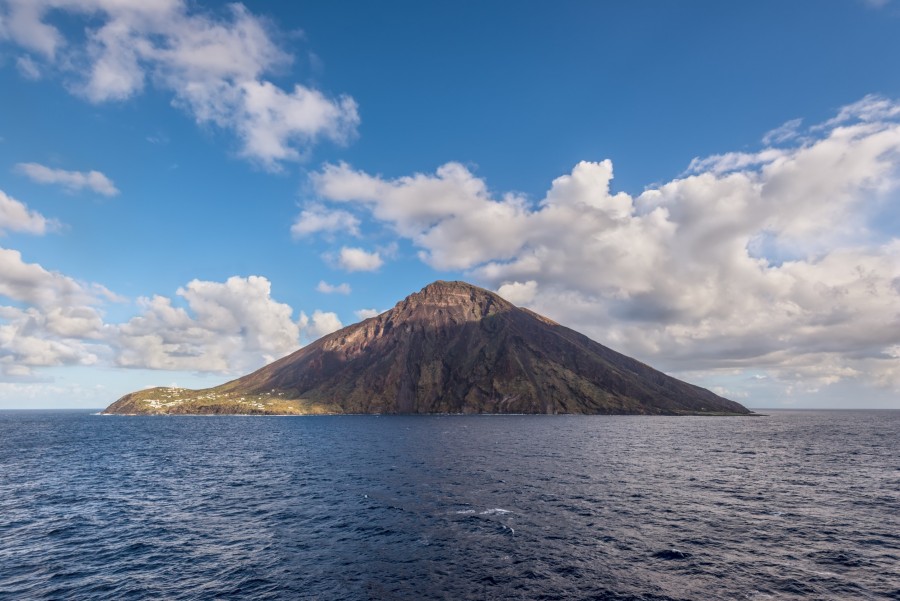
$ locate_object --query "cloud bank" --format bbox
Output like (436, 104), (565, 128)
(0, 250), (341, 378)
(304, 96), (900, 396)
(0, 247), (107, 378)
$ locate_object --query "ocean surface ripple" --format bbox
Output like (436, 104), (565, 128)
(1, 410), (898, 600)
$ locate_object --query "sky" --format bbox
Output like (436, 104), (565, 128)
(1, 0), (900, 409)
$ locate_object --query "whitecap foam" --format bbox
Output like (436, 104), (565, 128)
(480, 508), (512, 515)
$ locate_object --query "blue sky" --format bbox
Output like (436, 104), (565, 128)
(2, 0), (900, 409)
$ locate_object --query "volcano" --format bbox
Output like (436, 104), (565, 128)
(103, 280), (750, 415)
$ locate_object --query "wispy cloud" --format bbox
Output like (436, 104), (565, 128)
(15, 163), (119, 196)
(762, 118), (803, 145)
(316, 280), (351, 294)
(816, 93), (900, 129)
(146, 132), (169, 145)
(685, 148), (785, 176)
(15, 55), (40, 80)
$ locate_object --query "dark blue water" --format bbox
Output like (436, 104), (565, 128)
(1, 411), (898, 600)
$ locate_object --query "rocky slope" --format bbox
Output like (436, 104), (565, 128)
(103, 281), (750, 415)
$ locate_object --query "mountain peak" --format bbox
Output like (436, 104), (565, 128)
(393, 280), (514, 317)
(418, 279), (498, 299)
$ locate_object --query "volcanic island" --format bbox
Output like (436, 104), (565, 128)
(102, 280), (750, 416)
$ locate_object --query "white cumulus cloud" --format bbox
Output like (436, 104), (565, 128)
(115, 275), (302, 373)
(354, 308), (379, 320)
(298, 309), (343, 342)
(0, 306), (101, 374)
(337, 246), (383, 272)
(313, 162), (531, 270)
(0, 1), (359, 169)
(15, 162), (119, 196)
(0, 247), (108, 377)
(0, 247), (99, 308)
(0, 189), (56, 235)
(292, 204), (360, 238)
(496, 280), (538, 306)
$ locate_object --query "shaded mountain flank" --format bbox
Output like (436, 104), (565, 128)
(103, 281), (750, 416)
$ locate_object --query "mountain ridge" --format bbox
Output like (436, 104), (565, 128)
(103, 280), (750, 416)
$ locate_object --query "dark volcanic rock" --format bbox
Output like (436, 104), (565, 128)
(103, 280), (751, 415)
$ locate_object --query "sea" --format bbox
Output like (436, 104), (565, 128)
(0, 410), (897, 601)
